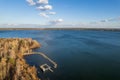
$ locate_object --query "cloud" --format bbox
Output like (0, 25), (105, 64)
(26, 0), (61, 22)
(26, 0), (48, 5)
(108, 17), (120, 22)
(26, 0), (36, 6)
(100, 17), (120, 23)
(39, 12), (49, 18)
(87, 16), (120, 28)
(49, 19), (63, 25)
(36, 5), (52, 11)
(100, 19), (108, 22)
(38, 11), (56, 18)
(48, 12), (56, 15)
(37, 0), (48, 4)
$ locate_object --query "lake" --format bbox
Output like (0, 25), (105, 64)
(0, 30), (120, 80)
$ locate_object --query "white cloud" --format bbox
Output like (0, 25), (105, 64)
(39, 12), (49, 18)
(57, 19), (63, 22)
(26, 0), (36, 6)
(48, 12), (56, 15)
(7, 24), (18, 26)
(37, 0), (48, 4)
(38, 12), (56, 18)
(49, 19), (63, 25)
(26, 0), (59, 20)
(37, 5), (52, 11)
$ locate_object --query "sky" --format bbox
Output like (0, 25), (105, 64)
(0, 0), (120, 28)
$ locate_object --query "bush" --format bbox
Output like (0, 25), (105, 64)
(9, 58), (15, 65)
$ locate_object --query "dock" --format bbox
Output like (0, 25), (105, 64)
(40, 64), (53, 72)
(24, 52), (57, 72)
(33, 52), (57, 68)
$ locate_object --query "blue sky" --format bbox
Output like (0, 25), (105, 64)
(0, 0), (120, 28)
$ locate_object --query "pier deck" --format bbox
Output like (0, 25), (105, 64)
(24, 52), (57, 69)
(40, 64), (53, 72)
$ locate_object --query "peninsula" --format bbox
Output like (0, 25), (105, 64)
(0, 38), (41, 80)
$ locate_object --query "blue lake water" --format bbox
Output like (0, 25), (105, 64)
(0, 30), (120, 80)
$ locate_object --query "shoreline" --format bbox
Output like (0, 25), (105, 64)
(0, 28), (120, 31)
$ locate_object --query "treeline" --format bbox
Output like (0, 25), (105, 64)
(0, 28), (120, 31)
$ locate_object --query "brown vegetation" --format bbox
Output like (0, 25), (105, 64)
(0, 38), (41, 80)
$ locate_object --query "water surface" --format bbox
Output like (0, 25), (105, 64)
(0, 30), (120, 80)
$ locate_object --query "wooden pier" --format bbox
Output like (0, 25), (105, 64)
(40, 64), (53, 72)
(24, 52), (57, 72)
(33, 52), (57, 68)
